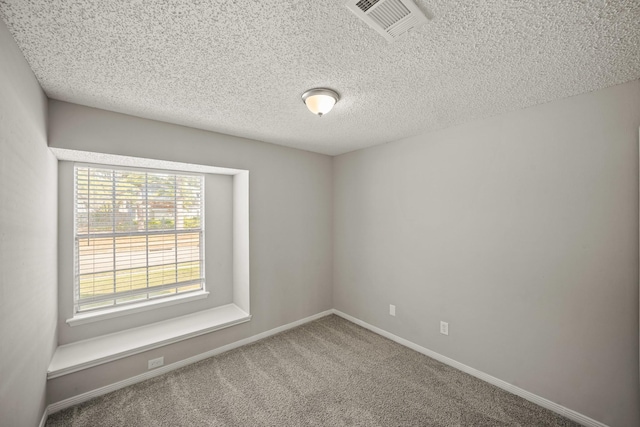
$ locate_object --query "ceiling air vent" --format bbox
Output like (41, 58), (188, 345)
(346, 0), (428, 41)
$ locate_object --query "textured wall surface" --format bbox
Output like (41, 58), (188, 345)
(1, 1), (639, 155)
(0, 19), (57, 427)
(333, 80), (640, 427)
(47, 100), (334, 403)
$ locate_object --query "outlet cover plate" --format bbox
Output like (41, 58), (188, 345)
(148, 356), (164, 370)
(389, 304), (396, 316)
(440, 321), (449, 336)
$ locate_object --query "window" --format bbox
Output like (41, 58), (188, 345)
(74, 165), (205, 314)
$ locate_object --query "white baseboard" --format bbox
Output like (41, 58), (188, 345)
(38, 408), (48, 427)
(45, 309), (333, 417)
(42, 308), (607, 427)
(331, 309), (607, 427)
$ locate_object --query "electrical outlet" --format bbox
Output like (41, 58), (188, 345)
(440, 321), (449, 336)
(389, 304), (396, 316)
(148, 356), (164, 370)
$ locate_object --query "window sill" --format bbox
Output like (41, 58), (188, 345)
(66, 291), (210, 327)
(49, 303), (251, 379)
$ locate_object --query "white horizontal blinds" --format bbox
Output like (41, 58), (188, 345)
(75, 166), (204, 313)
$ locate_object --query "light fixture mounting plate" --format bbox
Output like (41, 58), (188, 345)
(301, 88), (340, 102)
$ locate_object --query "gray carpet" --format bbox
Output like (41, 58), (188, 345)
(47, 315), (580, 426)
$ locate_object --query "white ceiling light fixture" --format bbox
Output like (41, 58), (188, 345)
(302, 88), (340, 117)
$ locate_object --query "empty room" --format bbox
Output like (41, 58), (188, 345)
(1, 1), (639, 426)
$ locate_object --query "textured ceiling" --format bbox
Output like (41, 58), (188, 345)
(1, 1), (639, 156)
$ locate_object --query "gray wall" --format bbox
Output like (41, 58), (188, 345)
(57, 163), (234, 344)
(0, 19), (58, 427)
(47, 100), (333, 402)
(333, 81), (640, 427)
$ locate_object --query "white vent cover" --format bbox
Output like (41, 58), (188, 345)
(346, 0), (428, 41)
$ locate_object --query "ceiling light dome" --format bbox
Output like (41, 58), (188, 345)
(302, 88), (339, 116)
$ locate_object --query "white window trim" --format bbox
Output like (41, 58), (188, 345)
(72, 163), (206, 316)
(51, 147), (251, 326)
(66, 290), (210, 326)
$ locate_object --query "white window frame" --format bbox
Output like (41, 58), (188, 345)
(52, 149), (250, 330)
(71, 163), (207, 322)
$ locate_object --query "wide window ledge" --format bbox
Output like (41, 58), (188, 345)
(49, 303), (251, 379)
(66, 291), (210, 327)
